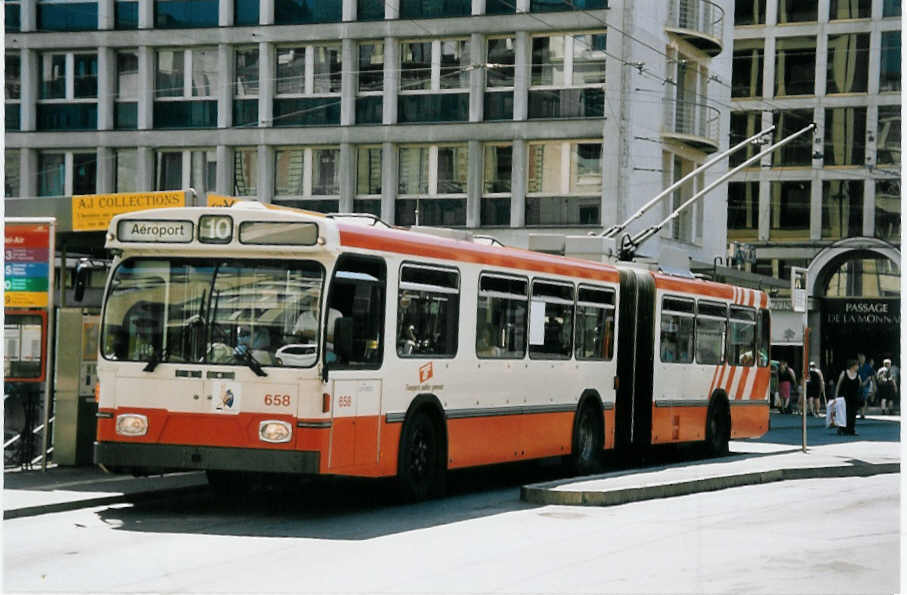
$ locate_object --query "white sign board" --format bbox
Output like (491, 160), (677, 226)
(117, 219), (194, 243)
(791, 267), (808, 313)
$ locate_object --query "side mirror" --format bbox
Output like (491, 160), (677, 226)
(73, 259), (91, 302)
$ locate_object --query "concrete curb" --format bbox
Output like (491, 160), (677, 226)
(520, 462), (901, 507)
(3, 484), (209, 520)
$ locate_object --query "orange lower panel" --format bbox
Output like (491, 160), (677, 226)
(730, 404), (770, 439)
(604, 409), (615, 450)
(650, 406), (708, 444)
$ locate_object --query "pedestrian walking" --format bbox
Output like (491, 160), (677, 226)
(835, 359), (862, 436)
(856, 353), (874, 419)
(778, 361), (796, 414)
(877, 358), (898, 415)
(806, 361), (825, 417)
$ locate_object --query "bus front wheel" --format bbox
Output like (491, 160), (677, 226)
(397, 409), (445, 501)
(705, 399), (730, 457)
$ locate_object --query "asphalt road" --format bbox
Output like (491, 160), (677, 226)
(3, 414), (901, 594)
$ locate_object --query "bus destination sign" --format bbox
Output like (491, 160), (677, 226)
(117, 220), (194, 243)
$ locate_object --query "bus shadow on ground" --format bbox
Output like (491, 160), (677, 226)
(93, 444), (730, 540)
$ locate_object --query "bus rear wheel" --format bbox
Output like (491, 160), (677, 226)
(568, 401), (603, 475)
(397, 409), (444, 502)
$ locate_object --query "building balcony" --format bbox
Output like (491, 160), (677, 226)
(662, 99), (720, 152)
(666, 0), (724, 57)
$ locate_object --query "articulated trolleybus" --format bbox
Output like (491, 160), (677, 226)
(95, 202), (771, 499)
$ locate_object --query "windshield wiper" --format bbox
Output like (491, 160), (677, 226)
(233, 344), (268, 377)
(142, 348), (167, 372)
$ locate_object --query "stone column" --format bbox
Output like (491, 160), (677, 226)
(341, 39), (356, 126)
(469, 33), (484, 123)
(260, 0), (274, 24)
(20, 149), (37, 198)
(137, 46), (154, 130)
(259, 42), (273, 127)
(383, 37), (399, 124)
(339, 143), (355, 212)
(381, 142), (397, 223)
(513, 31), (530, 121)
(138, 0), (153, 28)
(20, 0), (36, 31)
(342, 0), (356, 21)
(220, 0), (234, 26)
(97, 47), (115, 130)
(258, 145), (275, 203)
(98, 0), (114, 29)
(466, 140), (482, 227)
(218, 44), (234, 128)
(97, 146), (115, 193)
(472, 0), (485, 15)
(216, 145), (233, 196)
(20, 49), (37, 132)
(510, 139), (526, 227)
(385, 0), (399, 19)
(136, 146), (154, 191)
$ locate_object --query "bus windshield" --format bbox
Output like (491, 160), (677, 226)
(101, 258), (324, 368)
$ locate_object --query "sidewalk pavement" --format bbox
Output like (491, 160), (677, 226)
(3, 465), (208, 519)
(522, 412), (901, 507)
(3, 413), (900, 519)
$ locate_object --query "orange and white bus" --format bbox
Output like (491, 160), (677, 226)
(93, 202), (771, 499)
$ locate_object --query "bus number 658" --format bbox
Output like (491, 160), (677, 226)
(264, 394), (291, 406)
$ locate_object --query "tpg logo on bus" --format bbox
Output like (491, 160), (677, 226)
(419, 362), (433, 383)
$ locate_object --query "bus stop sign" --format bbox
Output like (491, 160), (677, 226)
(791, 267), (808, 313)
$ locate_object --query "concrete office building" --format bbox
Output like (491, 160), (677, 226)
(728, 0), (901, 374)
(5, 0), (736, 265)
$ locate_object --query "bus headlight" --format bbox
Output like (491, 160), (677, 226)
(259, 420), (292, 443)
(116, 414), (148, 436)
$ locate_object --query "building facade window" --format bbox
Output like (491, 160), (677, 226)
(154, 48), (218, 128)
(234, 47), (259, 127)
(274, 146), (340, 212)
(397, 144), (467, 226)
(883, 0), (901, 17)
(356, 41), (383, 124)
(732, 39), (763, 98)
(38, 0), (98, 31)
(877, 105), (901, 167)
(530, 0), (605, 12)
(529, 32), (606, 119)
(822, 180), (863, 239)
(116, 50), (138, 129)
(824, 107), (866, 166)
(38, 52), (98, 130)
(6, 53), (20, 131)
(233, 148), (258, 196)
(727, 181), (759, 241)
(400, 0), (469, 19)
(734, 0), (766, 25)
(773, 109), (813, 166)
(274, 0), (341, 24)
(154, 149), (216, 191)
(526, 140), (602, 226)
(880, 31), (901, 92)
(5, 150), (20, 197)
(769, 181), (810, 240)
(274, 44), (341, 126)
(155, 0), (218, 28)
(730, 111), (763, 167)
(829, 0), (870, 19)
(775, 37), (816, 96)
(482, 143), (512, 226)
(114, 149), (136, 193)
(357, 0), (384, 20)
(778, 0), (816, 23)
(667, 154), (702, 244)
(355, 146), (382, 216)
(826, 33), (869, 94)
(6, 1), (21, 31)
(399, 39), (470, 123)
(875, 179), (900, 242)
(485, 36), (515, 121)
(115, 0), (138, 28)
(234, 0), (258, 24)
(37, 151), (96, 196)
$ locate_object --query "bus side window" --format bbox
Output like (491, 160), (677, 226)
(695, 300), (727, 365)
(529, 280), (574, 360)
(325, 255), (386, 368)
(476, 274), (528, 359)
(397, 264), (460, 358)
(575, 285), (615, 361)
(727, 306), (757, 366)
(660, 296), (695, 364)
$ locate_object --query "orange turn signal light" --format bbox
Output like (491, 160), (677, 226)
(322, 393), (331, 413)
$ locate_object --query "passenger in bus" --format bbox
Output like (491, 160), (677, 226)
(477, 327), (503, 357)
(400, 324), (419, 355)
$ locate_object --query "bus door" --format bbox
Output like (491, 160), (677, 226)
(323, 254), (386, 470)
(614, 269), (655, 451)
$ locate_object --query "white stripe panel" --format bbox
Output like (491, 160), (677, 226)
(741, 366), (758, 400)
(726, 367), (743, 398)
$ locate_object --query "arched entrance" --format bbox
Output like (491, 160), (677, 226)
(808, 238), (901, 381)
